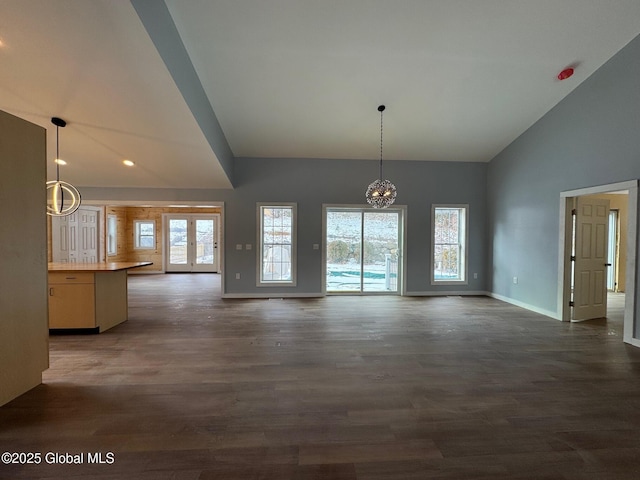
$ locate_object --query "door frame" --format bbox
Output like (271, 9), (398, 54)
(163, 213), (220, 273)
(322, 204), (407, 296)
(558, 180), (638, 346)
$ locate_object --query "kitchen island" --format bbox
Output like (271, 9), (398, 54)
(48, 262), (152, 333)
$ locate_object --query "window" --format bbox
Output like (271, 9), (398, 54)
(258, 204), (296, 285)
(134, 220), (155, 249)
(107, 214), (118, 256)
(432, 205), (468, 284)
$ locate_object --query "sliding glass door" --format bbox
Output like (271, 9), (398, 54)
(325, 207), (402, 294)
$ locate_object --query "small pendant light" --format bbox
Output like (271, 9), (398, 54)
(365, 105), (396, 208)
(46, 117), (81, 216)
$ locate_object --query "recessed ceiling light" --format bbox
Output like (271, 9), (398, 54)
(54, 158), (67, 165)
(123, 159), (135, 167)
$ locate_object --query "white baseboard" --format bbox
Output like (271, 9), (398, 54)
(405, 290), (489, 297)
(127, 270), (163, 275)
(489, 292), (560, 320)
(222, 292), (324, 299)
(224, 291), (489, 299)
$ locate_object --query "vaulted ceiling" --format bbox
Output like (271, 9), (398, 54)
(1, 1), (639, 189)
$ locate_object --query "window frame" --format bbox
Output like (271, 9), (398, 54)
(107, 214), (118, 256)
(257, 203), (297, 287)
(431, 204), (469, 285)
(134, 219), (156, 250)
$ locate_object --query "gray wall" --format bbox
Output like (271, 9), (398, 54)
(487, 33), (640, 325)
(82, 157), (487, 296)
(226, 157), (487, 295)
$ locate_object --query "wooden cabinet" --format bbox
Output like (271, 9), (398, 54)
(48, 273), (96, 329)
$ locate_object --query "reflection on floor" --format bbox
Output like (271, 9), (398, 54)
(576, 292), (625, 338)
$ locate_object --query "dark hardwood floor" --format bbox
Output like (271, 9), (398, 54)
(1, 274), (640, 479)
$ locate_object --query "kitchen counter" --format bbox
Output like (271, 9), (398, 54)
(48, 261), (152, 272)
(48, 262), (152, 333)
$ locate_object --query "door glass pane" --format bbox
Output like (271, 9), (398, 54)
(326, 211), (363, 292)
(363, 211), (399, 292)
(195, 219), (215, 265)
(169, 219), (188, 264)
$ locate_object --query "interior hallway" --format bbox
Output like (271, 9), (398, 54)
(1, 274), (640, 479)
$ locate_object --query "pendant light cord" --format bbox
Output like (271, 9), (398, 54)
(379, 107), (384, 179)
(55, 124), (60, 182)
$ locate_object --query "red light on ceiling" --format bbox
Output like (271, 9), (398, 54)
(557, 67), (574, 81)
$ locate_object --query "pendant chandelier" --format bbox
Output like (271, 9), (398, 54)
(46, 117), (81, 216)
(365, 105), (396, 208)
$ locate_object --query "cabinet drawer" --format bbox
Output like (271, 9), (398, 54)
(48, 272), (95, 284)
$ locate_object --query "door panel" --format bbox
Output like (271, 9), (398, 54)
(167, 219), (189, 271)
(195, 218), (215, 266)
(79, 209), (98, 263)
(572, 197), (610, 320)
(363, 211), (399, 293)
(326, 210), (362, 292)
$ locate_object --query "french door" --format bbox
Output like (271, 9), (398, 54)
(165, 214), (220, 272)
(325, 207), (403, 294)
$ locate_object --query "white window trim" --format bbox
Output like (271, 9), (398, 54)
(257, 203), (297, 287)
(134, 219), (156, 250)
(107, 214), (118, 256)
(431, 204), (469, 285)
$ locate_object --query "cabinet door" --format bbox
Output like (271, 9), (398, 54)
(48, 284), (95, 328)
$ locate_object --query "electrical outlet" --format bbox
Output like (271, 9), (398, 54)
(513, 276), (518, 284)
(473, 273), (478, 279)
(235, 273), (241, 280)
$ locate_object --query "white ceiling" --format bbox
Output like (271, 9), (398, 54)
(1, 1), (640, 189)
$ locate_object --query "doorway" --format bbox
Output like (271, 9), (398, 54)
(323, 206), (405, 294)
(558, 180), (638, 346)
(164, 214), (220, 272)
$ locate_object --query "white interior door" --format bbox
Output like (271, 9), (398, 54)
(165, 214), (219, 272)
(51, 207), (99, 263)
(572, 197), (610, 320)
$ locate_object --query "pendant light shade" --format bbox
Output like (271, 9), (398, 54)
(46, 117), (81, 216)
(366, 105), (396, 208)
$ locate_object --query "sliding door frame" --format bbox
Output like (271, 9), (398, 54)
(322, 204), (407, 296)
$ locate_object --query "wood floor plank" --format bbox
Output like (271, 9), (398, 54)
(1, 277), (639, 479)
